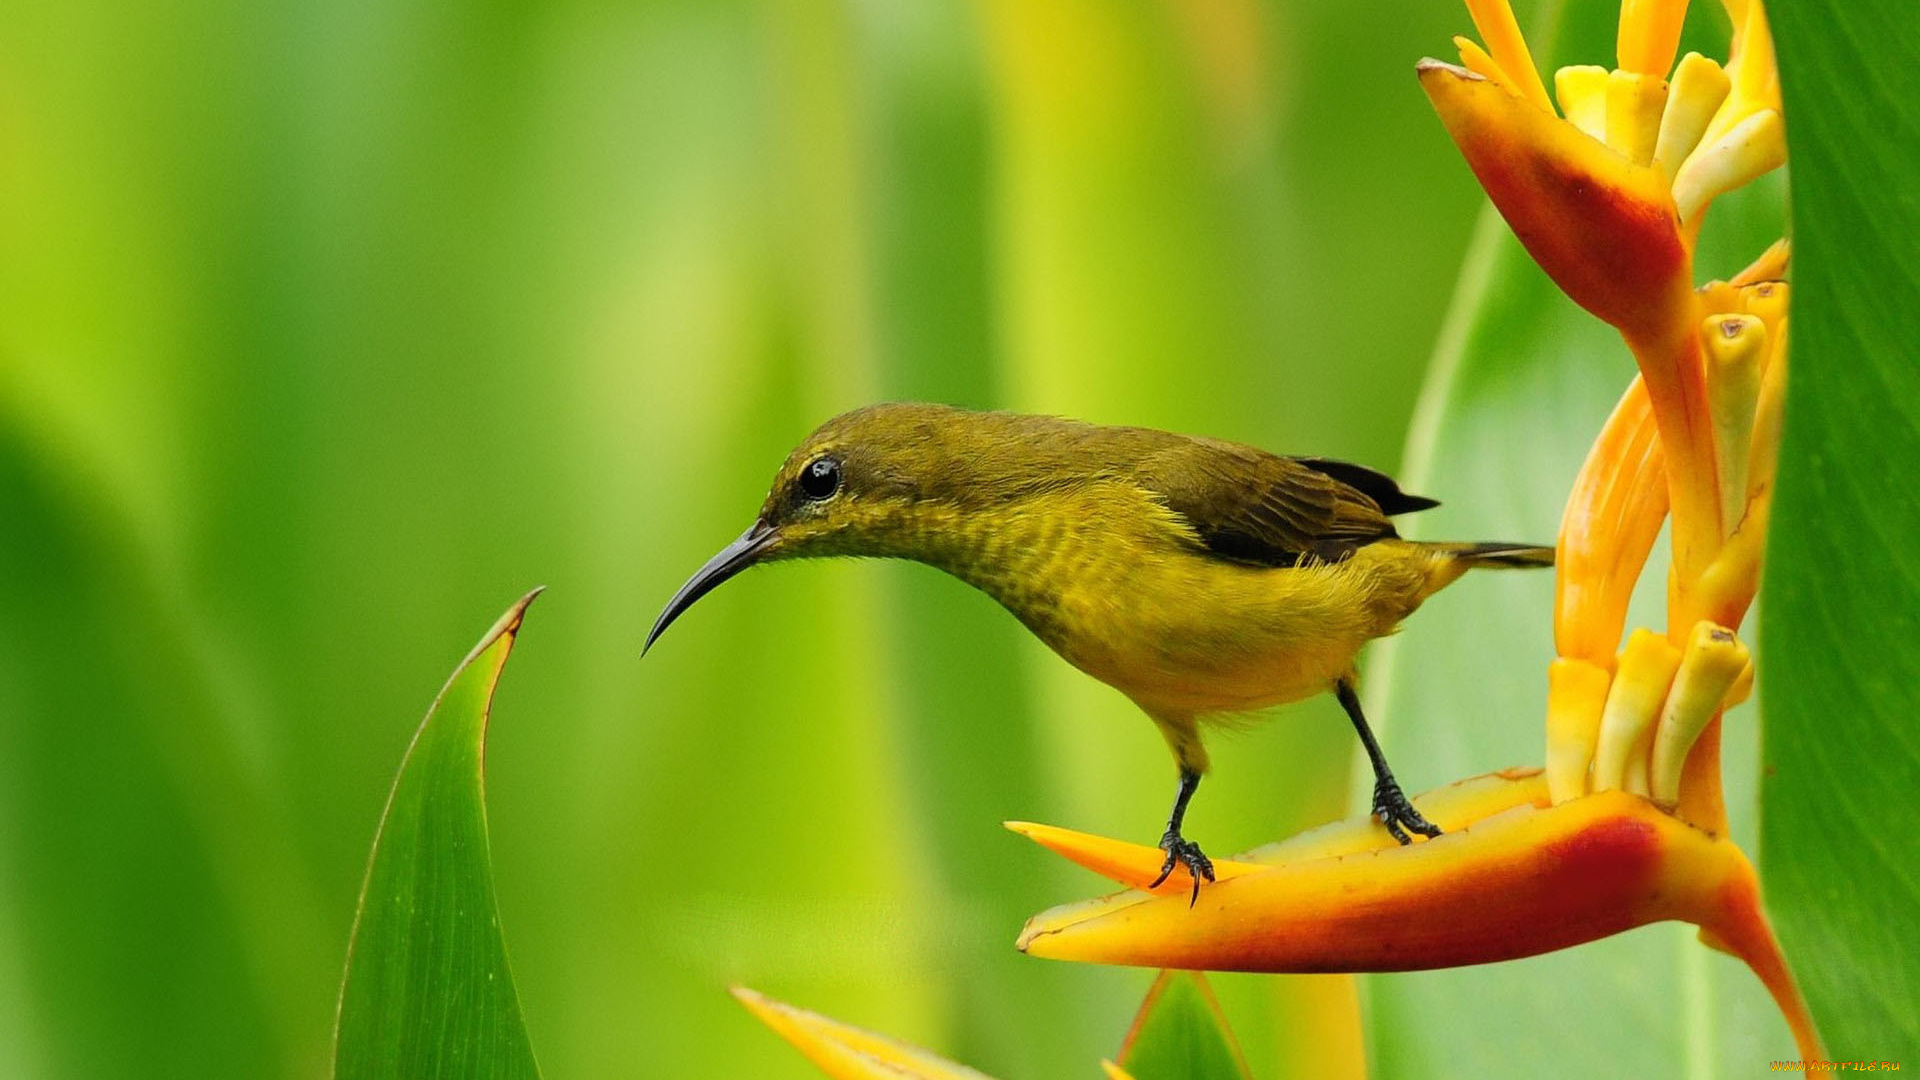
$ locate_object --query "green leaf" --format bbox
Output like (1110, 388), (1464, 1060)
(333, 591), (544, 1080)
(1114, 971), (1253, 1080)
(1761, 0), (1920, 1060)
(0, 424), (320, 1078)
(1360, 2), (1795, 1076)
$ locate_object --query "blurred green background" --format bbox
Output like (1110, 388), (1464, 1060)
(1, 0), (1526, 1076)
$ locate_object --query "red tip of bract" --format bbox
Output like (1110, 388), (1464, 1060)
(1419, 60), (1692, 339)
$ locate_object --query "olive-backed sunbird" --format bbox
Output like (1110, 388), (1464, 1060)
(647, 403), (1552, 897)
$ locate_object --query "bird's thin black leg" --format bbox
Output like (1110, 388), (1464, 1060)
(1149, 767), (1215, 905)
(1335, 676), (1441, 845)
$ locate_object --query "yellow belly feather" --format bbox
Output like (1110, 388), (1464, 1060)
(928, 483), (1452, 724)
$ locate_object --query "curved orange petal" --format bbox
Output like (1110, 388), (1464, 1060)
(1556, 375), (1669, 666)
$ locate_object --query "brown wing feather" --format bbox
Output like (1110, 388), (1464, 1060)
(1136, 439), (1403, 568)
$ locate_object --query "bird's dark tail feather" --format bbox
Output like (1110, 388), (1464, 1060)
(1429, 541), (1557, 569)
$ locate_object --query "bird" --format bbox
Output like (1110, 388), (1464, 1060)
(646, 403), (1552, 900)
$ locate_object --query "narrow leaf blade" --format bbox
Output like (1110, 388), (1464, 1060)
(1762, 0), (1920, 1058)
(333, 590), (544, 1080)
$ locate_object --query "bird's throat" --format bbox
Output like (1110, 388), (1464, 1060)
(884, 501), (1094, 645)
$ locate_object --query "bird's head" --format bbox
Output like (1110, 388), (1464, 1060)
(645, 402), (982, 652)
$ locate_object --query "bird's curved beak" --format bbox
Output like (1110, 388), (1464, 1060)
(645, 519), (779, 653)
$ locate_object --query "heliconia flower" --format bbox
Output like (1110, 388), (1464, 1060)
(1010, 0), (1818, 1063)
(1013, 775), (1818, 1058)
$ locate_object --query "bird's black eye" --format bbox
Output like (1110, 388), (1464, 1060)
(798, 455), (842, 501)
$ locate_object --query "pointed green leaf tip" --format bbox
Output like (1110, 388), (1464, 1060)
(1114, 971), (1253, 1080)
(333, 589), (545, 1080)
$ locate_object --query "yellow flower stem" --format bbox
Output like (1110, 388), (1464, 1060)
(1689, 338), (1781, 626)
(1622, 292), (1756, 833)
(1651, 622), (1748, 807)
(1625, 322), (1724, 603)
(1592, 629), (1683, 793)
(1703, 314), (1767, 537)
(1663, 254), (1786, 827)
(1672, 581), (1753, 831)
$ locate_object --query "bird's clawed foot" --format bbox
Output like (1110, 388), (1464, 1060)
(1372, 779), (1443, 845)
(1150, 830), (1216, 906)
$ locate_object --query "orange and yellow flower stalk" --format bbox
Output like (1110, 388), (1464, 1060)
(1426, 0), (1788, 832)
(1012, 0), (1818, 1062)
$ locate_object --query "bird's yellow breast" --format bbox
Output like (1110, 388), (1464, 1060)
(914, 482), (1446, 721)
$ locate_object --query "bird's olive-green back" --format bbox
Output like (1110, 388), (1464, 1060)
(763, 403), (1434, 569)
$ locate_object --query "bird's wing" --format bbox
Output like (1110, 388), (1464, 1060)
(1290, 457), (1440, 517)
(1136, 441), (1408, 567)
